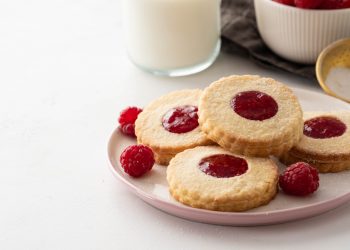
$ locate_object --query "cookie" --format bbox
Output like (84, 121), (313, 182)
(135, 89), (212, 165)
(198, 75), (303, 157)
(281, 153), (350, 173)
(154, 152), (175, 166)
(281, 111), (350, 173)
(167, 146), (279, 212)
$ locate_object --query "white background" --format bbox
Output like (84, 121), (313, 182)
(1, 0), (350, 249)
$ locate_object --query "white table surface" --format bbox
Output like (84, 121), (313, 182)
(1, 1), (350, 249)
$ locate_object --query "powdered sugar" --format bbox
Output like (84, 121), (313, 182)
(325, 67), (350, 100)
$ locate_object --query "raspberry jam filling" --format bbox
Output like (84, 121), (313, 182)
(231, 91), (278, 121)
(304, 116), (347, 139)
(198, 154), (248, 178)
(162, 105), (199, 134)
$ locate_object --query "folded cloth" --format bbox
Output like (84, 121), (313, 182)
(221, 0), (315, 79)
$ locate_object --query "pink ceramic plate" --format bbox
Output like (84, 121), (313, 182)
(108, 88), (350, 226)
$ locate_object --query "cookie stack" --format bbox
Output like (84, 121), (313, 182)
(281, 111), (350, 173)
(134, 75), (350, 212)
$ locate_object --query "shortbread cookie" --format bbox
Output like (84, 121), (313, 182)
(167, 146), (278, 212)
(281, 153), (350, 173)
(199, 75), (303, 157)
(281, 111), (350, 173)
(154, 152), (176, 166)
(135, 89), (212, 165)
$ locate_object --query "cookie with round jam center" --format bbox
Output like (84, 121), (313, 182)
(280, 111), (350, 173)
(135, 89), (212, 165)
(199, 75), (303, 157)
(167, 146), (279, 212)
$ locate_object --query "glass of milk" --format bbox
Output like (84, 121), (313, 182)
(122, 0), (221, 77)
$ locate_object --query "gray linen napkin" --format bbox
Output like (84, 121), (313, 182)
(221, 0), (316, 79)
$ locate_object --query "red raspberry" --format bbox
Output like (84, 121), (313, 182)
(320, 0), (350, 9)
(120, 145), (155, 177)
(279, 162), (319, 196)
(274, 0), (295, 6)
(118, 106), (142, 137)
(294, 0), (324, 8)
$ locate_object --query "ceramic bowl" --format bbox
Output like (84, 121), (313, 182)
(254, 0), (350, 64)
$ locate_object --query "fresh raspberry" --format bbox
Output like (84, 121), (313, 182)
(279, 162), (319, 196)
(118, 106), (142, 137)
(294, 0), (324, 8)
(274, 0), (295, 6)
(120, 145), (155, 177)
(320, 0), (350, 9)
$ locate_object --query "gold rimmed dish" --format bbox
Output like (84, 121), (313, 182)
(316, 38), (350, 103)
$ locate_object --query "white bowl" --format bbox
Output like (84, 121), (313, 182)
(254, 0), (350, 64)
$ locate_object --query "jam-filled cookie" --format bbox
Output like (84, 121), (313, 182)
(199, 75), (303, 157)
(167, 146), (279, 212)
(281, 111), (350, 173)
(135, 89), (212, 165)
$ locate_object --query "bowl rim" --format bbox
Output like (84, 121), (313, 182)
(258, 0), (350, 13)
(316, 38), (350, 103)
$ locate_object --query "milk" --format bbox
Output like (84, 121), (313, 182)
(122, 0), (221, 75)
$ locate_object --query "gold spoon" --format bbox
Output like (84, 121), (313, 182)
(316, 38), (350, 103)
